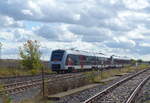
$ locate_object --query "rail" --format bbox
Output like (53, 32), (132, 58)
(83, 68), (149, 103)
(126, 75), (150, 103)
(0, 73), (85, 95)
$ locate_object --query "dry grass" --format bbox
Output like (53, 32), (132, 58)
(86, 64), (150, 83)
(0, 59), (51, 77)
(1, 64), (149, 103)
(0, 68), (53, 77)
(0, 85), (12, 103)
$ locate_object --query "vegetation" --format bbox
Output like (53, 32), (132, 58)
(0, 40), (52, 77)
(137, 59), (143, 64)
(0, 84), (12, 103)
(19, 40), (43, 70)
(2, 64), (148, 103)
(130, 59), (136, 65)
(0, 59), (52, 77)
(85, 70), (96, 82)
(0, 84), (4, 95)
(85, 64), (150, 83)
(0, 67), (52, 77)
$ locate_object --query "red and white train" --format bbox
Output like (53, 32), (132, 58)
(50, 49), (131, 73)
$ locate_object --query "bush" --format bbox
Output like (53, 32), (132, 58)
(19, 40), (43, 70)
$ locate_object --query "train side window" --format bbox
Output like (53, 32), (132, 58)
(66, 54), (73, 65)
(74, 55), (80, 65)
(66, 54), (80, 65)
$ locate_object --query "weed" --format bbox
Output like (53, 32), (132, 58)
(0, 67), (53, 77)
(85, 64), (150, 83)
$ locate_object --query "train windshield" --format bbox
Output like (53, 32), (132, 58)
(51, 50), (65, 61)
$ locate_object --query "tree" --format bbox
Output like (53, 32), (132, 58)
(130, 59), (136, 65)
(19, 40), (43, 70)
(137, 59), (143, 63)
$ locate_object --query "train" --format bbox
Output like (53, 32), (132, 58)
(50, 49), (131, 73)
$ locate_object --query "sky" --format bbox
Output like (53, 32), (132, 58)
(0, 0), (150, 61)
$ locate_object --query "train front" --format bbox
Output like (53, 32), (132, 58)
(50, 49), (65, 73)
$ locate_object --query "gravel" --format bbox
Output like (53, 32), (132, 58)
(0, 74), (49, 84)
(138, 79), (150, 103)
(0, 87), (41, 103)
(10, 86), (41, 103)
(0, 73), (83, 103)
(0, 75), (48, 103)
(55, 70), (145, 103)
(1, 69), (149, 103)
(0, 73), (81, 84)
(94, 69), (150, 103)
(0, 97), (3, 103)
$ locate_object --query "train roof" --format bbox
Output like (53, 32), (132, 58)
(53, 49), (110, 58)
(52, 49), (131, 60)
(112, 55), (131, 60)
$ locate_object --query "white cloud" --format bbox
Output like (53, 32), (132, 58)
(34, 24), (81, 42)
(0, 0), (150, 60)
(0, 31), (14, 41)
(105, 37), (136, 49)
(114, 36), (136, 47)
(139, 43), (150, 47)
(123, 0), (149, 10)
(0, 15), (24, 28)
(22, 9), (33, 16)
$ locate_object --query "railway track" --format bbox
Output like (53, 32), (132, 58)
(1, 67), (149, 103)
(0, 67), (123, 95)
(126, 75), (150, 103)
(0, 73), (84, 95)
(0, 66), (129, 85)
(0, 73), (56, 84)
(83, 68), (150, 103)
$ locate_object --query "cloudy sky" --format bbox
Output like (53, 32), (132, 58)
(0, 0), (150, 60)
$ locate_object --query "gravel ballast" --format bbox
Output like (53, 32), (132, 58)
(56, 69), (150, 103)
(96, 69), (150, 103)
(139, 79), (150, 103)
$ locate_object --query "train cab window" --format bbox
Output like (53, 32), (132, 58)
(51, 50), (65, 61)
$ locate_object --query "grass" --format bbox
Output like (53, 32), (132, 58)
(85, 64), (150, 83)
(1, 64), (150, 103)
(0, 84), (12, 103)
(0, 67), (53, 77)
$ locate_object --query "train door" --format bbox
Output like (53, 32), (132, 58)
(79, 55), (86, 69)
